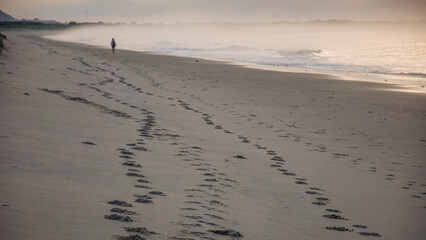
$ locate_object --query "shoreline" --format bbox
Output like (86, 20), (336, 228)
(233, 61), (426, 94)
(42, 31), (426, 94)
(1, 31), (425, 240)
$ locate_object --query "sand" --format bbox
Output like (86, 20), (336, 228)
(0, 31), (425, 240)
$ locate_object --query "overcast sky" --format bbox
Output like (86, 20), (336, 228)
(1, 0), (425, 23)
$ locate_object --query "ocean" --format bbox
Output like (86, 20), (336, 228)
(47, 21), (426, 82)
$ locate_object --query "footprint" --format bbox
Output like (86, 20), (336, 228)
(295, 180), (308, 185)
(180, 207), (197, 211)
(116, 234), (145, 240)
(108, 200), (133, 207)
(198, 220), (218, 226)
(353, 225), (368, 229)
(122, 162), (142, 168)
(305, 191), (321, 195)
(124, 227), (156, 235)
(325, 226), (353, 232)
(210, 230), (243, 237)
(185, 215), (203, 220)
(110, 208), (136, 215)
(137, 179), (151, 184)
(205, 178), (218, 182)
(209, 200), (225, 206)
(283, 172), (296, 176)
(325, 209), (341, 213)
(104, 214), (133, 222)
(149, 191), (166, 196)
(127, 172), (145, 178)
(271, 156), (285, 162)
(205, 213), (224, 220)
(267, 151), (277, 156)
(135, 195), (153, 204)
(134, 185), (152, 189)
(181, 223), (202, 228)
(358, 232), (382, 237)
(322, 214), (348, 220)
(120, 150), (134, 155)
(312, 197), (330, 206)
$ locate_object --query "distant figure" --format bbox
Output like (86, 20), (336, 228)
(111, 38), (117, 54)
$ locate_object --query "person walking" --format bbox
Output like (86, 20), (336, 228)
(111, 38), (117, 54)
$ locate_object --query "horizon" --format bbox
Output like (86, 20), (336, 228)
(1, 0), (425, 24)
(2, 11), (426, 25)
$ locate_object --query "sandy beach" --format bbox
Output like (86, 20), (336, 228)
(0, 31), (425, 240)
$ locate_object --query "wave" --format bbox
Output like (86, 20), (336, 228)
(277, 49), (322, 57)
(152, 44), (257, 53)
(370, 71), (426, 78)
(46, 23), (425, 78)
(149, 45), (397, 75)
(213, 45), (257, 52)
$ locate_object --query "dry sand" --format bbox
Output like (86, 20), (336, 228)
(0, 31), (425, 240)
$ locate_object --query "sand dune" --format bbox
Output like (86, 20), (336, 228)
(0, 32), (425, 240)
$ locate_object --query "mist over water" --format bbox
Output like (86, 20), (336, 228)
(48, 22), (426, 77)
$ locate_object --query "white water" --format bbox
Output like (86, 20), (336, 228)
(47, 22), (426, 85)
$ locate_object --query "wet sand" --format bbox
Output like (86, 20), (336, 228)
(0, 31), (425, 240)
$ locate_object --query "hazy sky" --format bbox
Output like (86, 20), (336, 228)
(1, 0), (425, 23)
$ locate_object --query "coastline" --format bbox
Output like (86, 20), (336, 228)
(44, 32), (426, 95)
(1, 31), (425, 240)
(233, 61), (426, 94)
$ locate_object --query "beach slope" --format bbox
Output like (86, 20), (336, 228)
(0, 32), (425, 240)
